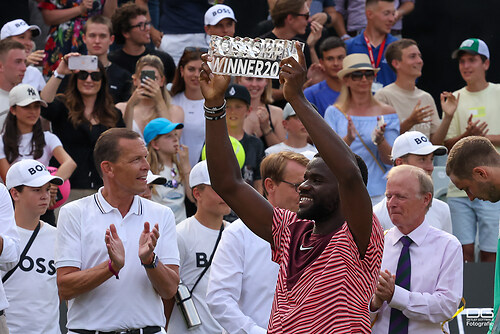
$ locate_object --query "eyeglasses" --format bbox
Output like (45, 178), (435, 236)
(130, 21), (151, 31)
(294, 12), (310, 20)
(349, 71), (375, 81)
(184, 47), (209, 53)
(280, 180), (302, 193)
(76, 71), (102, 81)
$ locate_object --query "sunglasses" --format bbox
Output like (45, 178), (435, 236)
(130, 21), (151, 31)
(294, 12), (310, 20)
(77, 71), (102, 81)
(349, 71), (375, 81)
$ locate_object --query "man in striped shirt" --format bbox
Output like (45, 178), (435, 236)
(200, 44), (384, 333)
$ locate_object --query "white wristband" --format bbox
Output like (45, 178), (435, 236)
(53, 70), (65, 80)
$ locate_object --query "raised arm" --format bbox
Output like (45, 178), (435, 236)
(280, 44), (373, 255)
(199, 57), (274, 245)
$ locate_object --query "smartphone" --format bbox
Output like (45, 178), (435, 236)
(68, 55), (98, 71)
(141, 70), (156, 82)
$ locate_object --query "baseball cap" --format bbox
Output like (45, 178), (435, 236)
(1, 19), (40, 40)
(225, 84), (251, 105)
(283, 103), (296, 119)
(204, 4), (237, 26)
(189, 160), (211, 188)
(452, 38), (490, 60)
(391, 131), (447, 161)
(143, 118), (184, 146)
(9, 83), (48, 108)
(6, 159), (63, 190)
(146, 170), (166, 185)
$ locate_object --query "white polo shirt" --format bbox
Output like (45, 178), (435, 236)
(56, 188), (179, 332)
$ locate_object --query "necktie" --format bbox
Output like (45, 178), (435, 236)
(388, 236), (412, 334)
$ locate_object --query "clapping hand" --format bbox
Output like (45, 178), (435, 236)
(105, 224), (125, 271)
(139, 222), (159, 265)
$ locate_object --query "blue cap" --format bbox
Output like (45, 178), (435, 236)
(144, 118), (184, 145)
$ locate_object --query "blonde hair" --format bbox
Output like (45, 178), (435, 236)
(147, 138), (184, 181)
(235, 77), (274, 104)
(133, 55), (174, 124)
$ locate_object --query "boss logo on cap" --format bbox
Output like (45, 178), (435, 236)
(212, 8), (231, 16)
(27, 88), (36, 96)
(15, 22), (27, 28)
(413, 136), (428, 145)
(28, 164), (47, 175)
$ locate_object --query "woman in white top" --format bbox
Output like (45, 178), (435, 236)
(170, 47), (206, 168)
(116, 55), (183, 139)
(0, 84), (76, 207)
(235, 77), (286, 148)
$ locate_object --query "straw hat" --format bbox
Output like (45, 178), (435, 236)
(337, 53), (380, 79)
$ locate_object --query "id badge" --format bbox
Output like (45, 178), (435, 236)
(371, 81), (383, 94)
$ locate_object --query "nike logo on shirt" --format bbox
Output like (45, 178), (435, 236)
(300, 244), (314, 251)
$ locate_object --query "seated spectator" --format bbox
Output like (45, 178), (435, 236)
(41, 59), (125, 202)
(0, 19), (46, 92)
(304, 37), (346, 117)
(345, 0), (398, 92)
(204, 4), (236, 41)
(0, 40), (27, 129)
(260, 0), (322, 108)
(38, 0), (117, 75)
(373, 131), (452, 233)
(235, 76), (286, 148)
(325, 53), (399, 204)
(266, 103), (317, 156)
(144, 118), (193, 224)
(0, 84), (76, 224)
(206, 151), (308, 334)
(170, 47), (206, 168)
(375, 39), (458, 144)
(116, 55), (183, 139)
(4, 159), (63, 334)
(165, 160), (231, 334)
(225, 84), (265, 194)
(109, 3), (175, 83)
(370, 165), (462, 333)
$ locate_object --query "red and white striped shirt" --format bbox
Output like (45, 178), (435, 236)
(268, 208), (384, 333)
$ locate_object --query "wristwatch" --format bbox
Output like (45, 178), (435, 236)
(142, 253), (158, 269)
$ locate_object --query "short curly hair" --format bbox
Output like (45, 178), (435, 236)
(111, 2), (147, 45)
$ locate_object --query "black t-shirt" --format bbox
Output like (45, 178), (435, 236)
(108, 47), (176, 83)
(224, 0), (269, 38)
(41, 99), (126, 189)
(56, 61), (132, 104)
(240, 132), (265, 185)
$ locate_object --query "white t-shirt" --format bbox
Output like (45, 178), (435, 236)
(167, 216), (224, 334)
(373, 197), (453, 234)
(0, 131), (62, 166)
(151, 163), (186, 224)
(0, 88), (9, 131)
(22, 66), (46, 92)
(265, 142), (317, 156)
(3, 222), (60, 334)
(172, 93), (205, 167)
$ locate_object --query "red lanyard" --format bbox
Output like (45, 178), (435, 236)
(363, 32), (386, 68)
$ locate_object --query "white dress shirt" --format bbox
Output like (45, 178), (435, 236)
(0, 184), (21, 311)
(373, 197), (453, 234)
(206, 219), (279, 334)
(370, 220), (463, 333)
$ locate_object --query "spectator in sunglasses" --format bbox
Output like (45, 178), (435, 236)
(325, 53), (399, 204)
(109, 3), (175, 83)
(41, 59), (125, 202)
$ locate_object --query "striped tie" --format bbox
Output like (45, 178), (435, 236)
(388, 236), (413, 334)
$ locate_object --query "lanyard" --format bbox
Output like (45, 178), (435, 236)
(363, 32), (386, 69)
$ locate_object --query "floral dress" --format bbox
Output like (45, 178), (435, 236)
(38, 0), (105, 75)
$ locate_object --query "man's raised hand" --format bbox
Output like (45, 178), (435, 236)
(199, 54), (231, 107)
(279, 42), (308, 103)
(139, 222), (160, 264)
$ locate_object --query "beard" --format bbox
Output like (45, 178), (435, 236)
(297, 195), (340, 221)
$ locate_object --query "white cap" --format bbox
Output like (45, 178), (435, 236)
(204, 4), (236, 26)
(9, 84), (47, 107)
(6, 159), (63, 190)
(391, 131), (447, 161)
(283, 103), (296, 119)
(1, 19), (40, 40)
(189, 160), (211, 188)
(146, 170), (166, 185)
